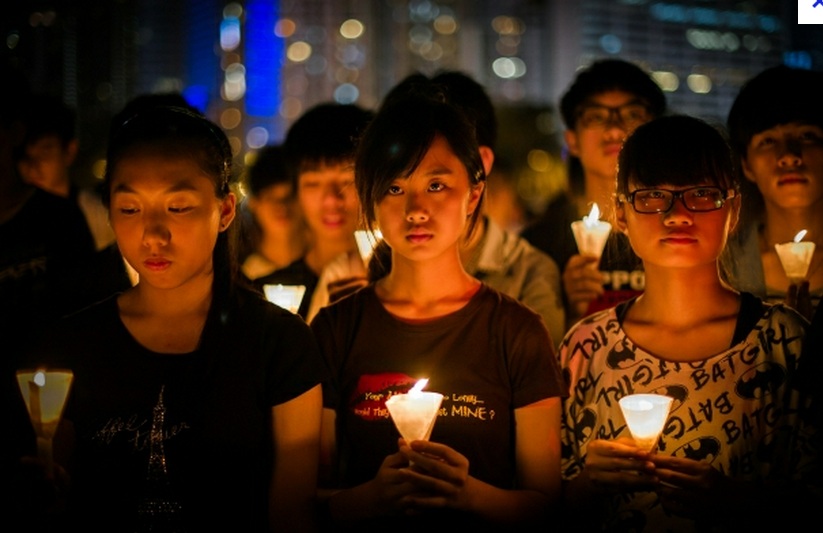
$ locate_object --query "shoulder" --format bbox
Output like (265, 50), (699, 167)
(231, 286), (306, 325)
(476, 284), (548, 328)
(255, 257), (317, 285)
(757, 300), (809, 334)
(489, 219), (560, 271)
(26, 295), (120, 365)
(559, 307), (618, 350)
(312, 284), (373, 325)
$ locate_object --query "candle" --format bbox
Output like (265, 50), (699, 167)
(384, 378), (444, 443)
(263, 284), (306, 314)
(17, 369), (74, 478)
(775, 230), (816, 285)
(29, 375), (43, 430)
(571, 203), (612, 258)
(354, 229), (383, 263)
(618, 393), (673, 452)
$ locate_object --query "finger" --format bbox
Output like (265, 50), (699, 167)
(589, 469), (658, 492)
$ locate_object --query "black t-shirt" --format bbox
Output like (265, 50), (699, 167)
(311, 284), (567, 526)
(252, 257), (318, 320)
(0, 188), (96, 363)
(21, 288), (325, 531)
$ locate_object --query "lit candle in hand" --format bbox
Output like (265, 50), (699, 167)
(385, 378), (444, 443)
(618, 393), (673, 452)
(571, 203), (612, 258)
(263, 284), (307, 314)
(17, 369), (74, 478)
(775, 230), (816, 285)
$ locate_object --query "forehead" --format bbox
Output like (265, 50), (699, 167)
(26, 135), (64, 153)
(110, 152), (215, 194)
(581, 90), (645, 109)
(754, 121), (823, 134)
(298, 162), (354, 182)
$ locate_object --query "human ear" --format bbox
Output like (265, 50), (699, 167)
(479, 146), (495, 176)
(219, 192), (237, 231)
(65, 138), (79, 166)
(564, 129), (581, 158)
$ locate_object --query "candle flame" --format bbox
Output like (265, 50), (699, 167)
(33, 371), (46, 387)
(794, 230), (808, 243)
(409, 378), (428, 395)
(584, 203), (601, 228)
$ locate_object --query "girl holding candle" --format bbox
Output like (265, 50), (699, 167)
(18, 106), (324, 531)
(725, 65), (823, 320)
(558, 115), (817, 531)
(310, 90), (566, 529)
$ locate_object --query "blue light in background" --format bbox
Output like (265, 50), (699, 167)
(185, 0), (222, 114)
(784, 51), (812, 70)
(245, 0), (283, 123)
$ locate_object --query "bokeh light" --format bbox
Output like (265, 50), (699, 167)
(340, 19), (364, 39)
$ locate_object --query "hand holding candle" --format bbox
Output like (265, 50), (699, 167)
(775, 230), (816, 285)
(385, 378), (443, 443)
(618, 393), (673, 452)
(17, 369), (73, 478)
(571, 203), (612, 258)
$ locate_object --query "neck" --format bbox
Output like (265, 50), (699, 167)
(130, 272), (214, 318)
(632, 263), (737, 324)
(459, 216), (486, 266)
(381, 248), (476, 304)
(305, 235), (356, 274)
(258, 230), (305, 268)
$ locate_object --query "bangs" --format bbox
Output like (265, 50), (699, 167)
(618, 115), (737, 194)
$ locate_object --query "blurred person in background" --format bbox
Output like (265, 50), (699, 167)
(1, 60), (97, 517)
(253, 103), (373, 322)
(725, 65), (823, 320)
(521, 59), (667, 332)
(238, 143), (307, 281)
(18, 93), (114, 251)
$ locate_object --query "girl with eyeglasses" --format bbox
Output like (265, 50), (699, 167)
(558, 115), (817, 531)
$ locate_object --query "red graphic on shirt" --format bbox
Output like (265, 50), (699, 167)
(350, 373), (416, 421)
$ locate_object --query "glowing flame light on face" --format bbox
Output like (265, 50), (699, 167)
(794, 230), (808, 243)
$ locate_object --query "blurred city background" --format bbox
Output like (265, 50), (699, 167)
(4, 0), (821, 219)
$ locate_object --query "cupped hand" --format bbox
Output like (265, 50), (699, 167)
(651, 454), (733, 520)
(397, 439), (472, 512)
(563, 254), (604, 321)
(369, 449), (430, 516)
(581, 438), (657, 494)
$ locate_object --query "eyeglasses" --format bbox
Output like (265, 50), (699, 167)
(576, 102), (651, 130)
(619, 186), (736, 214)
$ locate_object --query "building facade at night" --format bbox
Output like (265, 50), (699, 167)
(4, 0), (818, 206)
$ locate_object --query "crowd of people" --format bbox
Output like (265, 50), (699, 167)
(2, 53), (821, 531)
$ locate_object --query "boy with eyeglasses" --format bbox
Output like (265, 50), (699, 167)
(521, 59), (667, 331)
